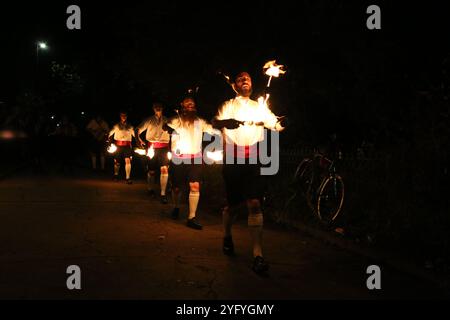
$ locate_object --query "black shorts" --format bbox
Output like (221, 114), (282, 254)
(88, 138), (106, 154)
(114, 145), (133, 161)
(147, 147), (170, 171)
(170, 161), (203, 189)
(222, 163), (266, 206)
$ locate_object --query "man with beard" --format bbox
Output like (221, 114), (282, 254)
(212, 71), (286, 274)
(164, 94), (220, 230)
(136, 101), (170, 203)
(108, 111), (136, 184)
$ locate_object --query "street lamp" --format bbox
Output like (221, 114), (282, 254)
(36, 41), (48, 67)
(38, 42), (47, 50)
(35, 41), (48, 93)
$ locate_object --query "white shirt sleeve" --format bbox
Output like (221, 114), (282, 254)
(215, 100), (233, 120)
(202, 119), (221, 136)
(263, 107), (280, 130)
(108, 125), (117, 138)
(167, 117), (182, 131)
(137, 118), (149, 135)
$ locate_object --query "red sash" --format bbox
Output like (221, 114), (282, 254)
(148, 142), (169, 149)
(232, 144), (258, 158)
(115, 140), (131, 147)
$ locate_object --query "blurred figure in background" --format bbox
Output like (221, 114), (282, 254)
(86, 114), (110, 172)
(54, 115), (79, 174)
(108, 111), (136, 184)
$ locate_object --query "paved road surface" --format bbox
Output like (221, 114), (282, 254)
(0, 170), (446, 299)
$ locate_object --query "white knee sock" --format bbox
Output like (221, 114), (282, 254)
(125, 163), (131, 179)
(114, 162), (120, 176)
(160, 173), (168, 196)
(188, 191), (200, 220)
(248, 213), (264, 258)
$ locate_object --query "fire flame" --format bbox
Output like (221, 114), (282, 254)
(134, 148), (146, 156)
(107, 144), (117, 154)
(263, 60), (286, 78)
(147, 145), (155, 159)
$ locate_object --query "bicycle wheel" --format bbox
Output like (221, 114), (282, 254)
(316, 175), (344, 222)
(294, 158), (314, 194)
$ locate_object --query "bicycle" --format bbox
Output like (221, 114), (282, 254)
(286, 149), (345, 224)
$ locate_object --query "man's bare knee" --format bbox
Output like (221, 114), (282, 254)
(189, 182), (200, 192)
(160, 166), (168, 174)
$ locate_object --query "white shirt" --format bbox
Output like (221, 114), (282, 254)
(216, 96), (280, 147)
(167, 117), (220, 156)
(136, 115), (170, 143)
(108, 123), (135, 142)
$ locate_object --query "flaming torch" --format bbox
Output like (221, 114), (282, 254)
(147, 145), (155, 159)
(134, 148), (147, 156)
(263, 60), (286, 105)
(107, 144), (117, 154)
(263, 60), (286, 88)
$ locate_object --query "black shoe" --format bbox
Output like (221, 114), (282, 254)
(126, 179), (132, 185)
(223, 236), (235, 256)
(171, 208), (180, 220)
(160, 195), (168, 204)
(252, 256), (269, 274)
(186, 218), (203, 230)
(113, 175), (119, 182)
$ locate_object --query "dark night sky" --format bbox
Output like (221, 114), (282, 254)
(1, 1), (449, 146)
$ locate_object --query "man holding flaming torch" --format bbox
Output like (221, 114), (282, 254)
(164, 93), (220, 230)
(107, 111), (136, 184)
(212, 69), (286, 274)
(136, 101), (170, 204)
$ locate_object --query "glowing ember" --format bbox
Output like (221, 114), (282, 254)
(107, 144), (117, 154)
(206, 150), (223, 162)
(147, 145), (155, 159)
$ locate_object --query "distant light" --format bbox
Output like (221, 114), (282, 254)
(38, 42), (48, 49)
(50, 115), (55, 120)
(0, 130), (15, 140)
(81, 111), (85, 115)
